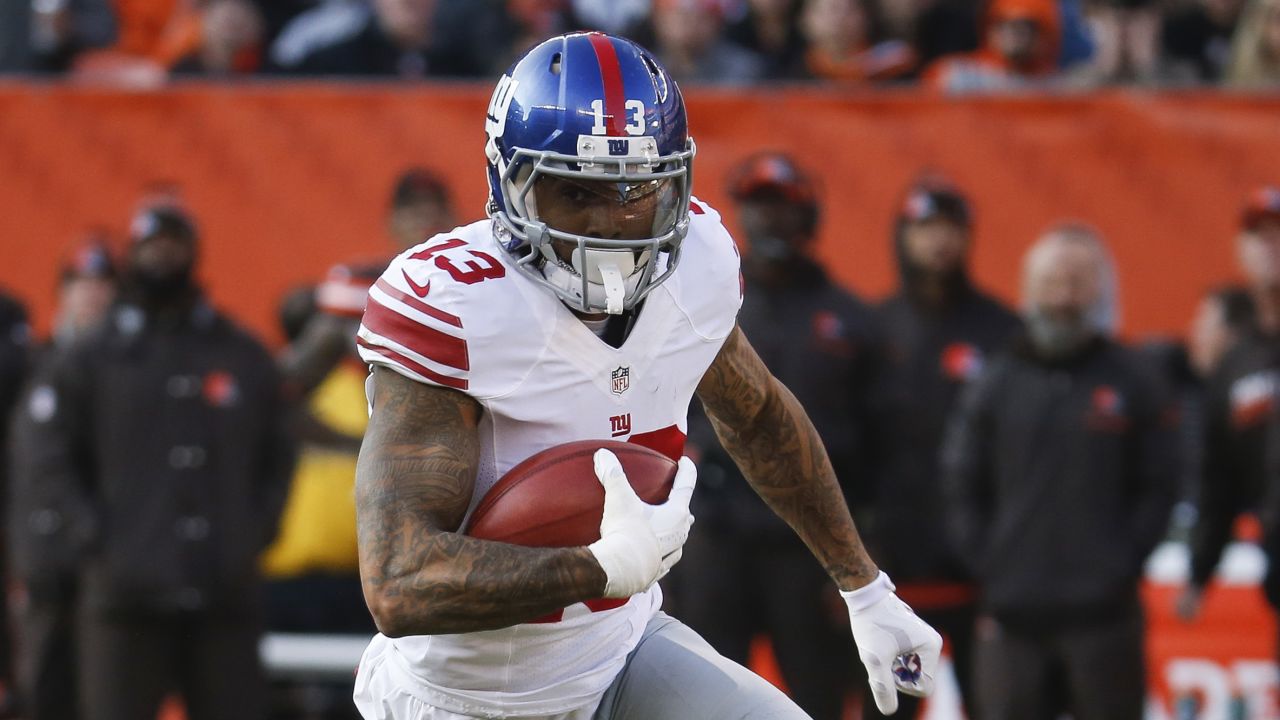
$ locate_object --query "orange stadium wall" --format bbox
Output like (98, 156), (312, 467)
(3, 85), (1280, 344)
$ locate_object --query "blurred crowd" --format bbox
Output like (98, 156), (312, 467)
(1, 0), (1280, 89)
(1, 147), (1278, 720)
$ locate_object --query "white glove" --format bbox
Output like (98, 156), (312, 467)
(587, 449), (696, 598)
(843, 572), (944, 715)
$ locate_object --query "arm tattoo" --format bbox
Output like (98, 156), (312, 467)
(356, 367), (606, 636)
(697, 327), (879, 590)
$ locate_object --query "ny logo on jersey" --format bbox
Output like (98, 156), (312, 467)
(611, 366), (631, 395)
(610, 413), (632, 438)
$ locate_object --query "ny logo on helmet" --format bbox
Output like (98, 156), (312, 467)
(608, 139), (629, 156)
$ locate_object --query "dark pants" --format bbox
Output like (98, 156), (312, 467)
(973, 607), (1146, 720)
(668, 526), (852, 720)
(77, 608), (267, 720)
(15, 596), (78, 720)
(851, 602), (977, 720)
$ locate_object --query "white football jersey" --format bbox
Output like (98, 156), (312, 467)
(355, 198), (742, 718)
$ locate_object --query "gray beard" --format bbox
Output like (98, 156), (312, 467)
(1026, 312), (1095, 359)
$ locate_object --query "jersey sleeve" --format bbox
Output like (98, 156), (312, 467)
(356, 225), (544, 400)
(667, 198), (744, 342)
(357, 240), (476, 395)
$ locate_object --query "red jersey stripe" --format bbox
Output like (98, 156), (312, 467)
(362, 297), (470, 371)
(356, 337), (469, 391)
(688, 201), (705, 215)
(587, 33), (626, 137)
(374, 278), (463, 328)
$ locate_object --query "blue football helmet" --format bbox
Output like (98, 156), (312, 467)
(484, 32), (695, 315)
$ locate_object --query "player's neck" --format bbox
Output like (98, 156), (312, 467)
(575, 312), (610, 338)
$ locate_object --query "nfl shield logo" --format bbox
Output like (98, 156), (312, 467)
(611, 366), (631, 395)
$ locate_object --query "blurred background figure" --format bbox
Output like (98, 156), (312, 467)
(8, 237), (116, 720)
(10, 204), (295, 720)
(796, 0), (915, 83)
(943, 225), (1175, 720)
(51, 236), (119, 346)
(1161, 0), (1244, 83)
(569, 0), (651, 35)
(1180, 187), (1280, 622)
(262, 262), (378, 636)
(860, 176), (1020, 719)
(261, 265), (378, 720)
(926, 0), (1063, 92)
(647, 0), (765, 84)
(722, 0), (807, 80)
(669, 152), (876, 720)
(27, 0), (118, 72)
(274, 0), (499, 77)
(386, 167), (456, 252)
(1225, 0), (1280, 85)
(0, 290), (30, 718)
(1190, 285), (1258, 379)
(500, 0), (578, 66)
(171, 0), (266, 75)
(1082, 0), (1162, 83)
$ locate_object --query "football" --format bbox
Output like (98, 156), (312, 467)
(465, 440), (678, 547)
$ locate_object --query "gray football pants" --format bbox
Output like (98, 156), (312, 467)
(593, 612), (811, 720)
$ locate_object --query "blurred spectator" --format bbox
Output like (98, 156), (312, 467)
(648, 0), (765, 84)
(1147, 286), (1254, 610)
(1058, 0), (1099, 67)
(261, 264), (378, 634)
(796, 0), (915, 83)
(925, 0), (1063, 93)
(0, 2), (34, 72)
(1225, 0), (1280, 85)
(8, 239), (116, 720)
(861, 177), (1020, 719)
(1081, 0), (1161, 83)
(10, 205), (294, 720)
(502, 0), (578, 64)
(1162, 0), (1243, 83)
(269, 0), (370, 71)
(1180, 187), (1280, 622)
(255, 0), (322, 47)
(66, 0), (204, 85)
(387, 167), (456, 251)
(276, 0), (496, 77)
(943, 225), (1174, 720)
(721, 0), (807, 80)
(670, 152), (875, 720)
(51, 237), (118, 346)
(1189, 285), (1257, 378)
(570, 0), (652, 34)
(889, 0), (985, 72)
(0, 291), (30, 717)
(27, 0), (119, 72)
(172, 0), (266, 75)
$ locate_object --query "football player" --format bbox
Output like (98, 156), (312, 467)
(352, 32), (942, 719)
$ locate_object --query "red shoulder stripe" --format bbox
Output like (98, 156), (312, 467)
(356, 337), (469, 391)
(688, 201), (705, 215)
(375, 278), (462, 328)
(362, 297), (469, 372)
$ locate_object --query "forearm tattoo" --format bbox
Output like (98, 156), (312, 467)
(697, 327), (879, 590)
(356, 367), (606, 635)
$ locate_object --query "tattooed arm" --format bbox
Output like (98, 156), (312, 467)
(357, 366), (607, 636)
(696, 326), (879, 591)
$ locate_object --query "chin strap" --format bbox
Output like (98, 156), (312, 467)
(597, 262), (626, 315)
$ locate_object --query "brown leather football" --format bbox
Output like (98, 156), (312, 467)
(465, 440), (678, 547)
